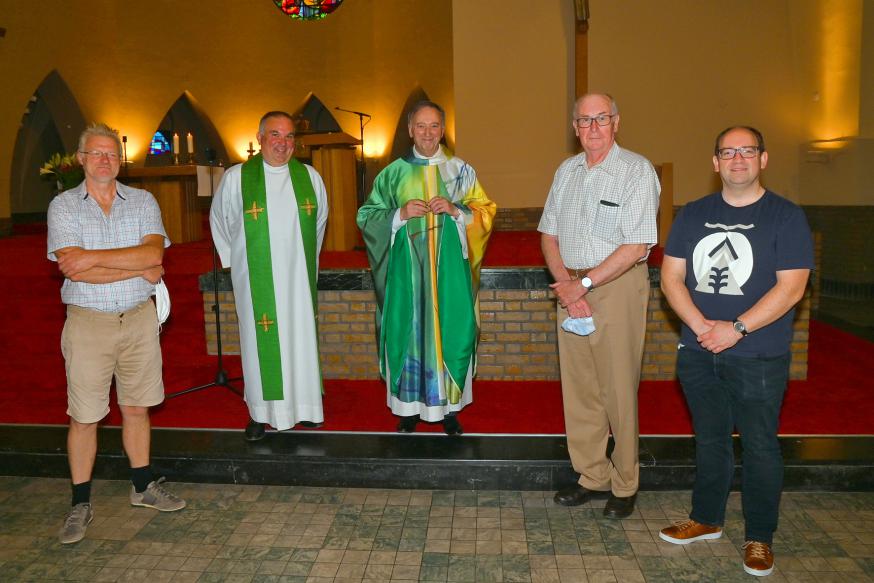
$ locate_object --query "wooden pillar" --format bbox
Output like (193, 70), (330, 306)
(656, 163), (674, 247)
(574, 0), (589, 99)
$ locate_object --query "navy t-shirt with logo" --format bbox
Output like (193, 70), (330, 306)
(664, 190), (814, 358)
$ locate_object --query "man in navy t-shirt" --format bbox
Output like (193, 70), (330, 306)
(657, 126), (813, 578)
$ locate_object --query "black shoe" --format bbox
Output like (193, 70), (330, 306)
(397, 415), (419, 433)
(553, 484), (610, 507)
(603, 493), (637, 519)
(298, 421), (323, 428)
(244, 419), (266, 441)
(443, 416), (463, 436)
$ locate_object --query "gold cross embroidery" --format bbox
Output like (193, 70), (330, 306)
(300, 198), (315, 216)
(245, 201), (265, 221)
(257, 313), (274, 332)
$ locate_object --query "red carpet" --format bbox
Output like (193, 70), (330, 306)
(1, 223), (871, 434)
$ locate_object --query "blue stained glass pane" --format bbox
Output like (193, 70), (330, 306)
(149, 131), (172, 155)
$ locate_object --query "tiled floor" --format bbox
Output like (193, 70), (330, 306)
(0, 477), (872, 582)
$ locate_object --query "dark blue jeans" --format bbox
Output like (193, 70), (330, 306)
(677, 347), (790, 544)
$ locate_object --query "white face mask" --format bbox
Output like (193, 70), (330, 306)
(561, 315), (596, 337)
(155, 280), (171, 327)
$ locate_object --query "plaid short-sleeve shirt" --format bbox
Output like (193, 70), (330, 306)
(47, 181), (170, 312)
(538, 143), (660, 269)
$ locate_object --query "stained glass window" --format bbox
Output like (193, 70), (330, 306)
(149, 131), (172, 155)
(273, 0), (344, 21)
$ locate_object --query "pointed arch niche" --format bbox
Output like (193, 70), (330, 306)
(10, 71), (86, 216)
(387, 87), (451, 163)
(145, 91), (229, 166)
(292, 93), (361, 251)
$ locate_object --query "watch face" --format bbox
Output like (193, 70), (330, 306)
(581, 277), (592, 288)
(734, 321), (746, 334)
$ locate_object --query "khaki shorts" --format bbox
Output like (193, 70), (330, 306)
(61, 300), (164, 423)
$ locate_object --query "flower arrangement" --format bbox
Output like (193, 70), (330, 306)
(40, 152), (85, 192)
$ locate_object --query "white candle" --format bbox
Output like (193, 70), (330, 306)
(172, 133), (180, 154)
(186, 132), (194, 153)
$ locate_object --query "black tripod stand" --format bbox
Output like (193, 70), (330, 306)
(166, 153), (242, 399)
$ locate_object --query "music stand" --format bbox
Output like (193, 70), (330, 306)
(166, 151), (242, 399)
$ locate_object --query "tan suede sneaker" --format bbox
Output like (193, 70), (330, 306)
(130, 478), (186, 512)
(659, 519), (723, 544)
(743, 541), (774, 577)
(58, 503), (93, 544)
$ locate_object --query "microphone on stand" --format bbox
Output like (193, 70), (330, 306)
(335, 106), (372, 119)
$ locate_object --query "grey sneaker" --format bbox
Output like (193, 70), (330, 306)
(130, 477), (186, 512)
(59, 503), (93, 544)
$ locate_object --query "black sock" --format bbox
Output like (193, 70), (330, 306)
(71, 481), (91, 507)
(130, 465), (154, 493)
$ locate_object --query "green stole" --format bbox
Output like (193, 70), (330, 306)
(240, 154), (319, 400)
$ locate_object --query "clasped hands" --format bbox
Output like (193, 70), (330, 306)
(550, 278), (592, 319)
(399, 197), (459, 220)
(695, 319), (742, 353)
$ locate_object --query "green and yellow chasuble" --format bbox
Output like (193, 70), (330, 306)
(357, 146), (495, 421)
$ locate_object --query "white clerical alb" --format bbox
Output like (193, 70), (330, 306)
(209, 160), (329, 430)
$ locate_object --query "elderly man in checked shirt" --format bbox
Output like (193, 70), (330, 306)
(539, 93), (660, 519)
(48, 123), (185, 546)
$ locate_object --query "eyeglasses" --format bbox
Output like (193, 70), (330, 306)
(716, 146), (760, 160)
(80, 150), (120, 161)
(574, 114), (616, 128)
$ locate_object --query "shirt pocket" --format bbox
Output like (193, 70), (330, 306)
(592, 199), (621, 242)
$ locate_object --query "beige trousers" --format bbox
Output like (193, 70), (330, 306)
(556, 262), (649, 497)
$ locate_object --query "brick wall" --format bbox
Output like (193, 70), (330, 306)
(203, 278), (811, 381)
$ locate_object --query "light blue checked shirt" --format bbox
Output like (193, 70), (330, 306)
(47, 181), (170, 312)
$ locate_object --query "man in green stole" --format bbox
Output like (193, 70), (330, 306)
(357, 101), (496, 435)
(210, 111), (328, 441)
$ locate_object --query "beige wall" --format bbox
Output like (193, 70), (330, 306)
(2, 0), (870, 219)
(452, 0), (576, 209)
(588, 0), (872, 206)
(0, 0), (454, 218)
(588, 0), (806, 203)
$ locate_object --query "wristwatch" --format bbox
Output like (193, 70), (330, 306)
(580, 276), (595, 292)
(732, 319), (749, 336)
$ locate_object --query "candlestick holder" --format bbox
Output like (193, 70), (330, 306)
(173, 153), (180, 165)
(187, 152), (195, 164)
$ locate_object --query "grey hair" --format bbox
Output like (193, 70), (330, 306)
(407, 100), (446, 126)
(258, 111), (295, 135)
(78, 122), (122, 156)
(573, 93), (619, 116)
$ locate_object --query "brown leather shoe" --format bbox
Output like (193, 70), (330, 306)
(743, 541), (774, 577)
(659, 519), (723, 544)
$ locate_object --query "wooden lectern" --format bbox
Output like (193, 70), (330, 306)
(297, 132), (360, 251)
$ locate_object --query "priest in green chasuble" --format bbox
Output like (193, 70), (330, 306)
(357, 101), (496, 435)
(210, 111), (328, 441)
